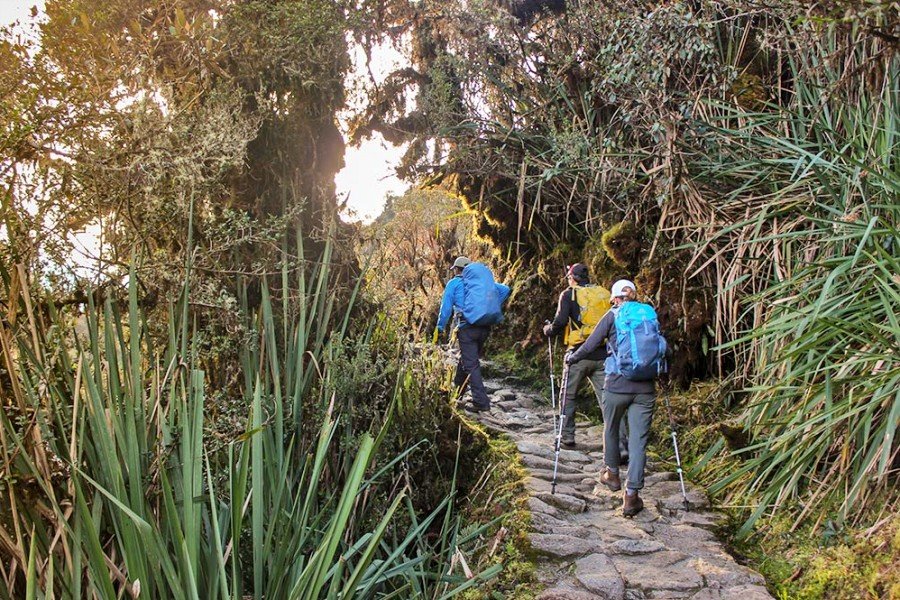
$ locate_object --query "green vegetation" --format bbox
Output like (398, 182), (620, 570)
(726, 513), (900, 599)
(2, 0), (898, 597)
(658, 381), (899, 598)
(352, 0), (898, 544)
(0, 228), (506, 597)
(453, 427), (539, 600)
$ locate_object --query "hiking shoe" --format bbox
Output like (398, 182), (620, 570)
(463, 403), (490, 413)
(561, 436), (576, 448)
(600, 468), (621, 492)
(623, 491), (644, 517)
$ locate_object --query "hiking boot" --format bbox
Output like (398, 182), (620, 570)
(599, 468), (621, 492)
(623, 491), (644, 517)
(464, 403), (490, 413)
(561, 435), (576, 448)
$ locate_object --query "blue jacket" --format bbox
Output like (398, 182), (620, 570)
(437, 276), (511, 331)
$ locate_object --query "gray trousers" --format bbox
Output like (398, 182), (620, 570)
(561, 361), (628, 453)
(454, 325), (491, 407)
(602, 391), (656, 491)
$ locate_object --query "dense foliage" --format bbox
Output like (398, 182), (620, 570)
(1, 0), (352, 357)
(2, 0), (898, 597)
(0, 233), (510, 597)
(347, 0), (899, 534)
(0, 2), (509, 597)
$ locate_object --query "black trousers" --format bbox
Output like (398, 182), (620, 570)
(454, 325), (491, 407)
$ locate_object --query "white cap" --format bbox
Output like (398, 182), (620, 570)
(610, 279), (636, 298)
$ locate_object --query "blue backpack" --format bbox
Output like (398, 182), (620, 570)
(461, 263), (503, 326)
(607, 302), (667, 381)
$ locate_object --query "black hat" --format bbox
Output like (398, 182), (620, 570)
(565, 263), (589, 283)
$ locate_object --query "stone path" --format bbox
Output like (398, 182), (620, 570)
(470, 375), (773, 600)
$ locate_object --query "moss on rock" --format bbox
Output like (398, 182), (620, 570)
(601, 221), (642, 269)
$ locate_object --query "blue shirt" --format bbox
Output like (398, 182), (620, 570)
(437, 276), (511, 331)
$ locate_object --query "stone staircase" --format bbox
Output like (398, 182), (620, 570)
(467, 376), (774, 600)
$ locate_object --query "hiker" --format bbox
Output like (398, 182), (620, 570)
(566, 279), (666, 517)
(543, 264), (627, 454)
(435, 256), (511, 413)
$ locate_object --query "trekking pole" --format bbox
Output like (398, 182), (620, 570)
(551, 361), (571, 495)
(545, 321), (557, 427)
(662, 383), (691, 511)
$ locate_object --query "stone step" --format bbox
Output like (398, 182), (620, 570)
(469, 370), (774, 600)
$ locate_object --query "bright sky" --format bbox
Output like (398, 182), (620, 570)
(0, 2), (41, 26)
(336, 40), (410, 223)
(335, 133), (408, 223)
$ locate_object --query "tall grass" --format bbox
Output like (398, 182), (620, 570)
(0, 231), (499, 597)
(688, 14), (900, 534)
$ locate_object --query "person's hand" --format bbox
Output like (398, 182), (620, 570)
(542, 323), (553, 337)
(564, 350), (576, 365)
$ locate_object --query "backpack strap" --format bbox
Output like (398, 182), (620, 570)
(567, 287), (583, 329)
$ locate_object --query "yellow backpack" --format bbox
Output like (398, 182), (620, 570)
(564, 285), (611, 347)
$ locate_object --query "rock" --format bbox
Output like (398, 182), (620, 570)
(536, 491), (587, 513)
(589, 519), (648, 542)
(690, 558), (767, 589)
(494, 388), (518, 400)
(634, 523), (656, 535)
(568, 440), (604, 452)
(629, 504), (662, 524)
(528, 533), (598, 558)
(517, 441), (593, 463)
(611, 551), (703, 594)
(538, 589), (603, 600)
(608, 539), (666, 555)
(530, 469), (590, 483)
(522, 425), (555, 435)
(659, 490), (710, 512)
(679, 511), (725, 530)
(483, 382), (501, 393)
(575, 553), (626, 599)
(482, 411), (535, 430)
(527, 477), (592, 501)
(521, 453), (584, 474)
(583, 425), (604, 438)
(690, 585), (774, 600)
(528, 496), (561, 517)
(655, 523), (718, 551)
(644, 471), (679, 485)
(516, 394), (538, 409)
(645, 480), (692, 497)
(529, 511), (596, 539)
(590, 489), (622, 510)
